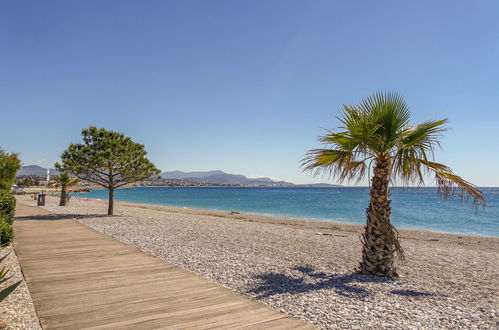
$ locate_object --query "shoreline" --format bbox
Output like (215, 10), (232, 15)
(74, 195), (499, 241)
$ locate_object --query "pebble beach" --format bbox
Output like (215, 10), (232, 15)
(0, 246), (41, 330)
(11, 195), (499, 329)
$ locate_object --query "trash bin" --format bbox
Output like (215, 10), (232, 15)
(37, 194), (46, 206)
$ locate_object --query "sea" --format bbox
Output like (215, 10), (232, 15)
(74, 187), (499, 238)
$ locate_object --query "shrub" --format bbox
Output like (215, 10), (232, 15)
(16, 177), (35, 187)
(0, 149), (21, 191)
(0, 190), (15, 225)
(0, 220), (13, 246)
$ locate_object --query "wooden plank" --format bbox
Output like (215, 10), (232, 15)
(13, 202), (314, 329)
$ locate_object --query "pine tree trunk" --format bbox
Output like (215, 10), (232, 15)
(108, 188), (114, 215)
(359, 155), (401, 277)
(60, 186), (67, 206)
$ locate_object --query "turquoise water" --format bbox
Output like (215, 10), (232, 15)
(75, 187), (499, 237)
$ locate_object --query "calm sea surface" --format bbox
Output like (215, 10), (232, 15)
(75, 187), (499, 237)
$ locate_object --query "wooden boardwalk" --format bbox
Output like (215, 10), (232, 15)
(13, 202), (313, 329)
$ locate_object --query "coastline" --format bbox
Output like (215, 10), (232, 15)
(17, 195), (498, 329)
(74, 194), (499, 240)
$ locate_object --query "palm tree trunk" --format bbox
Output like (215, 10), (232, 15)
(108, 188), (114, 215)
(60, 185), (67, 206)
(359, 155), (402, 277)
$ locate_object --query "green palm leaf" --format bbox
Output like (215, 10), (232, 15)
(0, 281), (21, 303)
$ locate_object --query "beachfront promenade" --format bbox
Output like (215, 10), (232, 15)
(13, 202), (312, 329)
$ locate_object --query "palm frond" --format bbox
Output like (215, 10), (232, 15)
(399, 119), (448, 147)
(337, 106), (380, 153)
(302, 148), (370, 183)
(50, 173), (79, 187)
(421, 160), (486, 207)
(392, 118), (448, 185)
(357, 92), (411, 152)
(391, 148), (426, 185)
(319, 131), (358, 151)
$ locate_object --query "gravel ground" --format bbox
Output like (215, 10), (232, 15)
(24, 195), (499, 329)
(0, 246), (41, 330)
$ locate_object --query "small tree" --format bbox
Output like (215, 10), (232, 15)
(49, 173), (79, 206)
(0, 149), (21, 191)
(24, 177), (34, 187)
(17, 177), (34, 187)
(56, 127), (161, 215)
(303, 92), (485, 277)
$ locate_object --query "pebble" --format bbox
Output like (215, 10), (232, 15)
(0, 246), (41, 330)
(22, 194), (499, 330)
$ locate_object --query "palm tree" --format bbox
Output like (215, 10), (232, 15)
(49, 173), (79, 206)
(302, 92), (485, 277)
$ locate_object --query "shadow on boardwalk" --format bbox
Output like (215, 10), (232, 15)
(249, 266), (436, 299)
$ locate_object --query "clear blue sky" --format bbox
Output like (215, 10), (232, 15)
(1, 0), (498, 185)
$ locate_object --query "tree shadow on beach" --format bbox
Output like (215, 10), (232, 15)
(14, 214), (110, 222)
(249, 265), (435, 299)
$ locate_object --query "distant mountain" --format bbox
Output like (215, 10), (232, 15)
(160, 170), (341, 187)
(162, 170), (226, 180)
(17, 165), (59, 176)
(161, 170), (294, 186)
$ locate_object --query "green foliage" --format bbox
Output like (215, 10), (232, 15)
(0, 280), (20, 303)
(0, 149), (21, 191)
(302, 91), (485, 206)
(0, 252), (21, 303)
(56, 126), (161, 188)
(49, 173), (79, 188)
(56, 126), (161, 214)
(0, 190), (15, 225)
(16, 177), (37, 187)
(0, 189), (15, 245)
(49, 173), (80, 206)
(0, 221), (14, 245)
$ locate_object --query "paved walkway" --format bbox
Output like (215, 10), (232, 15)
(14, 202), (313, 329)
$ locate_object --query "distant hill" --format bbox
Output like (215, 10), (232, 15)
(163, 170), (226, 180)
(17, 165), (59, 177)
(161, 170), (340, 187)
(161, 170), (293, 186)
